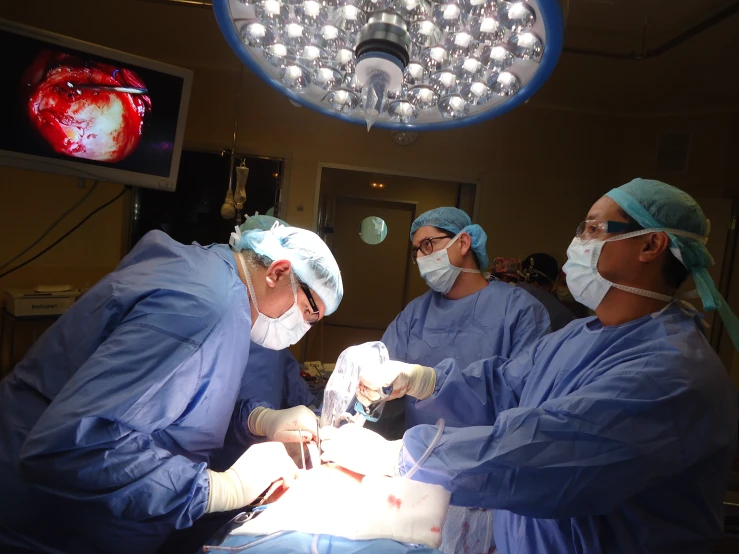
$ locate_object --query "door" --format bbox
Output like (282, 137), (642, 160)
(315, 197), (415, 361)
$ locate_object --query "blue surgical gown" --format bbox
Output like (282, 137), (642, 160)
(379, 281), (550, 554)
(517, 282), (576, 331)
(0, 231), (252, 554)
(400, 304), (739, 554)
(210, 344), (317, 471)
(382, 281), (551, 430)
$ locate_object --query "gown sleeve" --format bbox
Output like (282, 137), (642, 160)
(19, 292), (220, 528)
(401, 359), (721, 518)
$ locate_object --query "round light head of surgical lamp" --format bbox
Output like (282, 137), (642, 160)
(213, 0), (564, 131)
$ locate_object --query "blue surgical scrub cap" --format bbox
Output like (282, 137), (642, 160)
(229, 223), (343, 316)
(240, 214), (289, 232)
(410, 207), (489, 269)
(607, 178), (739, 350)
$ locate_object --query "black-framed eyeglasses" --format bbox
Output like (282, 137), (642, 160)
(575, 220), (642, 241)
(410, 236), (451, 264)
(299, 282), (320, 324)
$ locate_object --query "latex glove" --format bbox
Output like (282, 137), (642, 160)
(248, 406), (318, 443)
(357, 360), (436, 407)
(319, 424), (403, 477)
(206, 442), (299, 513)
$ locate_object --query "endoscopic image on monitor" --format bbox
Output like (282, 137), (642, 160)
(0, 29), (185, 178)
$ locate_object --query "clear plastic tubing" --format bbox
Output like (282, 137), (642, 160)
(404, 418), (445, 480)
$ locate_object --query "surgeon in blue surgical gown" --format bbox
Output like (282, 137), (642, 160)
(323, 179), (739, 554)
(376, 207), (551, 554)
(0, 222), (342, 554)
(209, 216), (317, 472)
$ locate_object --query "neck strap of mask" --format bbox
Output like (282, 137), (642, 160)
(609, 282), (675, 303)
(599, 227), (706, 304)
(446, 232), (484, 274)
(238, 252), (260, 312)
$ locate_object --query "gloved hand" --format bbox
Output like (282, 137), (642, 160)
(319, 424), (404, 477)
(206, 442), (299, 513)
(248, 406), (318, 443)
(357, 360), (436, 407)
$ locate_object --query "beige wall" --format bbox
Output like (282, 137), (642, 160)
(0, 168), (128, 292)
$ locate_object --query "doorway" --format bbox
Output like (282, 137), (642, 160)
(301, 165), (477, 363)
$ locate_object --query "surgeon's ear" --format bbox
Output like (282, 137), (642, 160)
(639, 232), (670, 263)
(265, 260), (293, 288)
(458, 233), (472, 256)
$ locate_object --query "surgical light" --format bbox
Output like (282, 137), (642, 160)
(214, 0), (563, 130)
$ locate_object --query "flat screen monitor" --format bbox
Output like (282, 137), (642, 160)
(0, 19), (193, 191)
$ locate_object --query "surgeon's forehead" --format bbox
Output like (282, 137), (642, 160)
(586, 197), (625, 222)
(412, 225), (443, 244)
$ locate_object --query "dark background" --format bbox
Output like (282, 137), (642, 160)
(131, 150), (284, 247)
(0, 28), (184, 177)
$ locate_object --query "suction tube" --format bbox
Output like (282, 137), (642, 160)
(404, 418), (445, 480)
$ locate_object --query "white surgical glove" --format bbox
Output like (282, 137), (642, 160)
(248, 406), (318, 443)
(357, 360), (436, 407)
(206, 442), (298, 513)
(319, 424), (404, 477)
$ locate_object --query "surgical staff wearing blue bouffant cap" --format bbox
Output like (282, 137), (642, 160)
(0, 221), (342, 554)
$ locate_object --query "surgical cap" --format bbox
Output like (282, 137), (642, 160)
(410, 207), (489, 269)
(240, 214), (289, 232)
(229, 224), (343, 316)
(606, 178), (739, 350)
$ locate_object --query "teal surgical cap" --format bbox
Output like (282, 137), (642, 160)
(411, 207), (489, 269)
(240, 214), (289, 232)
(607, 178), (739, 350)
(229, 223), (343, 316)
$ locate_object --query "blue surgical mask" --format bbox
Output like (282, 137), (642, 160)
(416, 233), (479, 294)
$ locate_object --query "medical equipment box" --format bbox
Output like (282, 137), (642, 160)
(5, 289), (80, 317)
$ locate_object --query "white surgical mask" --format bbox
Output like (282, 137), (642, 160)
(562, 226), (704, 311)
(238, 253), (311, 350)
(416, 233), (479, 294)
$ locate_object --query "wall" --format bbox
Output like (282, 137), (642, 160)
(0, 168), (128, 292)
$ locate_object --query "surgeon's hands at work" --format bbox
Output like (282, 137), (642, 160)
(320, 425), (403, 477)
(206, 442), (299, 513)
(357, 360), (436, 406)
(248, 405), (318, 443)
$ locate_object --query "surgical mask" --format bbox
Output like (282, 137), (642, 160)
(563, 226), (703, 311)
(416, 233), (479, 294)
(237, 253), (311, 350)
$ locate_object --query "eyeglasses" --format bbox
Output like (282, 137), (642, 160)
(299, 282), (320, 324)
(575, 220), (642, 241)
(410, 236), (451, 264)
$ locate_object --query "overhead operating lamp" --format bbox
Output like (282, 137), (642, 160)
(213, 0), (563, 130)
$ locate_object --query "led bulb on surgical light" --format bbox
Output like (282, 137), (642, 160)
(509, 32), (544, 61)
(256, 0), (289, 26)
(395, 0), (432, 22)
(410, 20), (443, 48)
(241, 22), (275, 48)
(295, 0), (329, 26)
(500, 1), (536, 33)
(328, 88), (360, 111)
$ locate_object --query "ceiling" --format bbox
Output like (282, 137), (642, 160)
(564, 0), (738, 54)
(2, 0), (739, 116)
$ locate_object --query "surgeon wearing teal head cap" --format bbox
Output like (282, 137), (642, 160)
(562, 177), (739, 349)
(372, 206), (551, 554)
